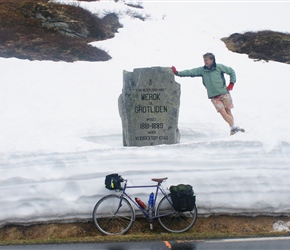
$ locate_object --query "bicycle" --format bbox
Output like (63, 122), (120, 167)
(92, 174), (198, 235)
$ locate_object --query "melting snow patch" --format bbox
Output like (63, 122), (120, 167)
(273, 220), (290, 232)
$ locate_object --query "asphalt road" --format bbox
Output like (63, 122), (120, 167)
(1, 237), (290, 250)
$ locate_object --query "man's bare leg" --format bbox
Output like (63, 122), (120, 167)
(219, 108), (234, 127)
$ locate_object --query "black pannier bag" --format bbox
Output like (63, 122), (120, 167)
(105, 174), (123, 190)
(169, 184), (195, 212)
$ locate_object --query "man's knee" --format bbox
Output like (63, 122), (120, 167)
(225, 108), (233, 116)
(219, 108), (226, 114)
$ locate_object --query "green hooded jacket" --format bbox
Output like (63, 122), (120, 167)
(177, 63), (236, 99)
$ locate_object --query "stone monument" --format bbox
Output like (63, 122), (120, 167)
(118, 67), (181, 147)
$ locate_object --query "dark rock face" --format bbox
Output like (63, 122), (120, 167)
(21, 2), (122, 40)
(0, 1), (122, 62)
(222, 31), (290, 64)
(119, 67), (181, 147)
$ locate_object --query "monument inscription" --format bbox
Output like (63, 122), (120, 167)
(118, 67), (180, 147)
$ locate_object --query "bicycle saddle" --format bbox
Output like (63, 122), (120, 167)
(151, 177), (168, 183)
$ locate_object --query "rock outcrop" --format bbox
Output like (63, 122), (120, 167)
(222, 31), (290, 64)
(21, 2), (122, 40)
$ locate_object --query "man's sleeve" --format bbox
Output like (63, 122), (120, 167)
(220, 64), (236, 83)
(177, 67), (203, 77)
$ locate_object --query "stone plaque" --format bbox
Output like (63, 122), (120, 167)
(118, 67), (180, 147)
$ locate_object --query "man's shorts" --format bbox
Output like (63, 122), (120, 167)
(211, 93), (234, 112)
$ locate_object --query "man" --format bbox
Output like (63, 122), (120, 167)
(172, 52), (244, 135)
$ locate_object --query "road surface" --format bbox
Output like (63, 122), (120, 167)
(1, 237), (290, 249)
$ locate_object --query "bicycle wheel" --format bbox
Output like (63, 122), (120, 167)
(93, 194), (135, 235)
(156, 194), (198, 233)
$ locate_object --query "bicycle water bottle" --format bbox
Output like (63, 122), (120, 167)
(149, 192), (154, 208)
(148, 192), (154, 229)
(135, 197), (147, 209)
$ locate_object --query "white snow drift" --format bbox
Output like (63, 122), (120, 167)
(0, 0), (290, 226)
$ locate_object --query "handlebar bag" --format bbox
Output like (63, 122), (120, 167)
(105, 173), (123, 190)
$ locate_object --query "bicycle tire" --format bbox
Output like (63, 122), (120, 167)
(92, 194), (135, 235)
(156, 194), (198, 233)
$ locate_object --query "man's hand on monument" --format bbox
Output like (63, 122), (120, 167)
(171, 66), (178, 75)
(227, 82), (234, 91)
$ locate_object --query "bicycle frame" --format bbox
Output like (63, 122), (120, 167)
(116, 180), (173, 220)
(93, 177), (198, 235)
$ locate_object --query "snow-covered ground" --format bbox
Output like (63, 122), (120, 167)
(0, 0), (290, 226)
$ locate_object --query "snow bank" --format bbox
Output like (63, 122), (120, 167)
(0, 0), (289, 226)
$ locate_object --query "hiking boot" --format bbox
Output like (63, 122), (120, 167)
(230, 126), (245, 135)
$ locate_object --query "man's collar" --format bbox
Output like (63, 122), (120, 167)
(204, 62), (216, 70)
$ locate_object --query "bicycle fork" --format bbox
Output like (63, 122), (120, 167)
(114, 194), (126, 216)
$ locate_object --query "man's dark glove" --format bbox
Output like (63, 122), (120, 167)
(171, 66), (178, 75)
(227, 82), (234, 91)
